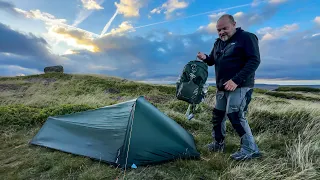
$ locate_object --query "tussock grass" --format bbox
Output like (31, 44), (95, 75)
(0, 104), (97, 130)
(265, 91), (320, 101)
(1, 73), (320, 179)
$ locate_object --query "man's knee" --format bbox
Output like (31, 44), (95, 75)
(243, 89), (253, 112)
(212, 108), (225, 125)
(227, 111), (246, 137)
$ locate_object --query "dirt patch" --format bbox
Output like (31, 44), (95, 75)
(24, 78), (57, 85)
(0, 84), (21, 92)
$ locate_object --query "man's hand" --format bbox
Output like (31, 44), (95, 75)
(223, 80), (238, 91)
(197, 52), (206, 60)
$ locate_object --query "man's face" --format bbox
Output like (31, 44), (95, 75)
(216, 18), (236, 41)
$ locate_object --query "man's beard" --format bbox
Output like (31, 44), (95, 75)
(220, 35), (229, 41)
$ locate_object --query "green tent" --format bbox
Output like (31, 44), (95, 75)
(30, 96), (200, 169)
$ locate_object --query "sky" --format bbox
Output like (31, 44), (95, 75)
(0, 0), (320, 85)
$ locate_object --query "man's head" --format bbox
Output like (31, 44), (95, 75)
(216, 14), (237, 41)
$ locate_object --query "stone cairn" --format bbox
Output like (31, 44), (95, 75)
(44, 65), (64, 74)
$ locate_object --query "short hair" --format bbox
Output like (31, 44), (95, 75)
(218, 14), (235, 23)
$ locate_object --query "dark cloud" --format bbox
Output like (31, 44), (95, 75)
(256, 31), (320, 80)
(0, 0), (24, 17)
(64, 30), (216, 80)
(0, 23), (64, 76)
(61, 24), (320, 82)
(0, 23), (48, 56)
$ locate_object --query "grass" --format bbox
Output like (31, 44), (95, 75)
(275, 86), (320, 93)
(1, 73), (319, 179)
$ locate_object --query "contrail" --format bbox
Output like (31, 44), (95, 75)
(72, 0), (105, 27)
(100, 8), (118, 37)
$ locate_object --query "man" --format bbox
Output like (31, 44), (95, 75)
(197, 14), (261, 160)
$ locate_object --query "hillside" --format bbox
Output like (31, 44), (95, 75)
(1, 73), (319, 180)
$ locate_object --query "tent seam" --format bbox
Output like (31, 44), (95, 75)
(124, 102), (136, 173)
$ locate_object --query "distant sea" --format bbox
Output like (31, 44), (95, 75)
(209, 83), (320, 90)
(168, 82), (320, 90)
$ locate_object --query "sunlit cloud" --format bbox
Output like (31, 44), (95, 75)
(105, 21), (135, 36)
(50, 26), (100, 52)
(314, 16), (320, 26)
(115, 0), (146, 17)
(257, 23), (299, 41)
(81, 0), (104, 10)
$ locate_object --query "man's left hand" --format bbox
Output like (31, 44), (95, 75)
(223, 80), (238, 91)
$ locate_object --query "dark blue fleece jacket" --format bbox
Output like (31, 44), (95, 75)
(203, 27), (261, 91)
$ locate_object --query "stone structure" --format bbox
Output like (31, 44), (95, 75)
(44, 65), (64, 73)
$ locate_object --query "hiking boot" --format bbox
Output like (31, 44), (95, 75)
(207, 141), (225, 152)
(230, 148), (261, 161)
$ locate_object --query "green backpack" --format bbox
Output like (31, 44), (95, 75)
(176, 60), (209, 105)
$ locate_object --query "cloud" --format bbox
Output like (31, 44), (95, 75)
(58, 29), (215, 79)
(49, 21), (135, 52)
(0, 22), (65, 75)
(257, 23), (299, 41)
(1, 0), (319, 82)
(0, 0), (68, 26)
(0, 0), (23, 17)
(115, 0), (146, 17)
(0, 23), (49, 57)
(72, 0), (105, 27)
(234, 0), (290, 30)
(18, 9), (67, 26)
(2, 3), (98, 36)
(197, 12), (226, 34)
(50, 26), (100, 52)
(1, 19), (320, 81)
(9, 6), (98, 37)
(199, 0), (289, 34)
(60, 21), (320, 81)
(150, 0), (189, 19)
(81, 0), (104, 10)
(105, 21), (135, 36)
(1, 2), (101, 51)
(0, 65), (41, 76)
(314, 16), (320, 26)
(268, 0), (288, 4)
(252, 0), (288, 6)
(256, 25), (320, 80)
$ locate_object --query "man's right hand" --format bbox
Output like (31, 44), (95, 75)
(197, 52), (206, 60)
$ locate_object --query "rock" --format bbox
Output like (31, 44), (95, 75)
(105, 88), (120, 94)
(44, 65), (64, 73)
